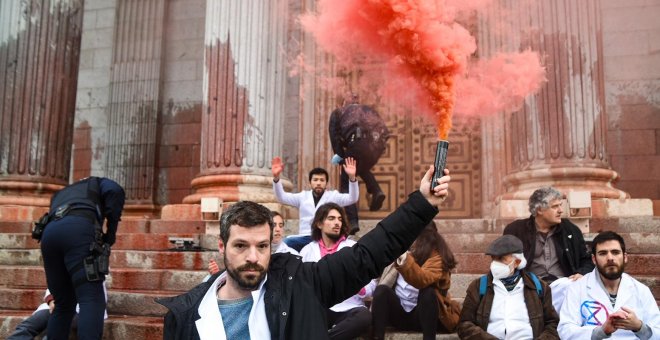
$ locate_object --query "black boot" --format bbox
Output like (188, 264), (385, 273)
(369, 191), (386, 211)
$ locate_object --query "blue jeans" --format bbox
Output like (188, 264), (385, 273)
(283, 235), (312, 252)
(41, 216), (106, 340)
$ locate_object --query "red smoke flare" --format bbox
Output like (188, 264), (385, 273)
(300, 0), (545, 139)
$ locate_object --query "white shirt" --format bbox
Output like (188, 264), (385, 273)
(273, 241), (299, 255)
(558, 269), (660, 339)
(273, 180), (358, 236)
(195, 273), (271, 340)
(486, 278), (533, 340)
(394, 274), (419, 312)
(300, 239), (376, 312)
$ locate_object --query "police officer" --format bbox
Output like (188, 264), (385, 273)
(40, 177), (125, 340)
(329, 97), (389, 234)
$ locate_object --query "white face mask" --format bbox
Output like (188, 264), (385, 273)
(490, 260), (515, 280)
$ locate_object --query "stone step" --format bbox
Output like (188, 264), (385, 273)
(0, 266), (207, 291)
(454, 253), (660, 275)
(0, 288), (46, 311)
(0, 287), (175, 317)
(0, 311), (460, 340)
(5, 247), (660, 275)
(354, 216), (660, 235)
(3, 216), (657, 236)
(0, 249), (43, 266)
(0, 221), (34, 233)
(105, 268), (206, 291)
(0, 313), (165, 340)
(0, 219), (205, 234)
(0, 233), (204, 251)
(0, 249), (219, 270)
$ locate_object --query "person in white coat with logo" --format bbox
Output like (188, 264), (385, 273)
(558, 231), (660, 339)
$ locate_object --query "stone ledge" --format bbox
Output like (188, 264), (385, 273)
(0, 313), (460, 340)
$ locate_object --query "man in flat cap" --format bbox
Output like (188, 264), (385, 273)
(457, 235), (559, 339)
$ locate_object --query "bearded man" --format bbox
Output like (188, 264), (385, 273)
(558, 231), (660, 339)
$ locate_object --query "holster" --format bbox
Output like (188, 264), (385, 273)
(31, 213), (51, 241)
(85, 223), (111, 281)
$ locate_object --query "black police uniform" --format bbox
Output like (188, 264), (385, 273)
(40, 177), (125, 340)
(329, 103), (389, 230)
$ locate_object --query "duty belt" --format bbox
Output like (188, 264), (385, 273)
(52, 205), (99, 225)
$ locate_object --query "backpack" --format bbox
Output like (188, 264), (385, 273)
(478, 272), (543, 301)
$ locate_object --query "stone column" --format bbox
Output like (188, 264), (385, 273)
(104, 0), (166, 215)
(183, 0), (290, 204)
(0, 0), (84, 207)
(480, 0), (626, 217)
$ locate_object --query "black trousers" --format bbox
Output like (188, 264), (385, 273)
(371, 285), (443, 340)
(41, 216), (106, 340)
(340, 142), (382, 228)
(327, 307), (372, 340)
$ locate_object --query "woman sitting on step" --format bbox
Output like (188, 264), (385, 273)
(371, 222), (460, 340)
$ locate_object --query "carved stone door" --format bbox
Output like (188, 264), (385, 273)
(358, 114), (483, 219)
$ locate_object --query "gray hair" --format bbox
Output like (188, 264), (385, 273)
(220, 201), (274, 245)
(528, 187), (563, 216)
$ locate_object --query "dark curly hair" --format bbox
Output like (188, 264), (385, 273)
(310, 203), (349, 241)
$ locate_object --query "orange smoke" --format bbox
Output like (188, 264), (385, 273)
(300, 0), (544, 139)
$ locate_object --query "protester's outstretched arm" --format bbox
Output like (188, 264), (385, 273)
(271, 157), (302, 206)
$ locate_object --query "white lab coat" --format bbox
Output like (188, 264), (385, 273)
(195, 273), (271, 340)
(273, 180), (358, 236)
(558, 269), (660, 339)
(274, 241), (299, 255)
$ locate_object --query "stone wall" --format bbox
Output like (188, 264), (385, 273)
(601, 0), (660, 210)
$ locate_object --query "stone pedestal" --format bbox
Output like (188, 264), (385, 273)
(0, 0), (84, 206)
(480, 0), (629, 219)
(183, 1), (289, 204)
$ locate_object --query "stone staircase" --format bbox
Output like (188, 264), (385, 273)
(0, 215), (658, 339)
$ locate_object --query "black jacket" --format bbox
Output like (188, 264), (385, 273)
(328, 104), (389, 163)
(156, 191), (438, 340)
(503, 217), (593, 277)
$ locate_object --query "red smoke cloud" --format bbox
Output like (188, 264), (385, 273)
(300, 0), (545, 139)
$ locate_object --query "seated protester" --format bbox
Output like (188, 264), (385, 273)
(8, 284), (108, 340)
(457, 235), (558, 340)
(270, 211), (299, 255)
(299, 203), (375, 340)
(503, 186), (593, 313)
(558, 231), (660, 339)
(372, 223), (461, 340)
